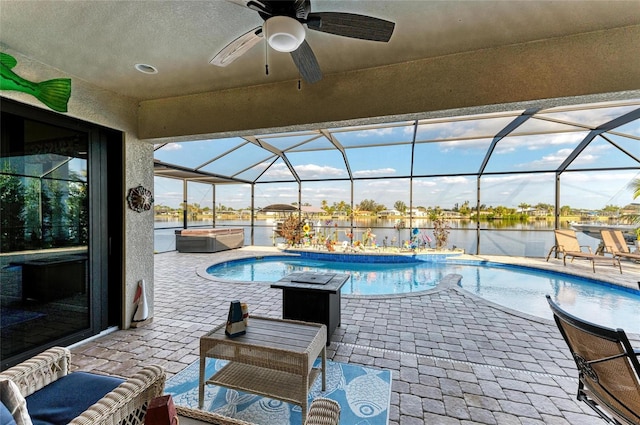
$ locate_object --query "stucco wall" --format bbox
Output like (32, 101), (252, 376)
(1, 48), (153, 329)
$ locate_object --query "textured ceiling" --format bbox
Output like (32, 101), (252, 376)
(1, 0), (639, 101)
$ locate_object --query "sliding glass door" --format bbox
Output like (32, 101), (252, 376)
(1, 100), (121, 369)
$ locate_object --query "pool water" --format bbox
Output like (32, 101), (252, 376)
(206, 256), (640, 332)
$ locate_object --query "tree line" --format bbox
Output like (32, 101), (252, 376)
(154, 198), (631, 219)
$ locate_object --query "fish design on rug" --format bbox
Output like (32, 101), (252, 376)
(213, 389), (258, 417)
(310, 360), (346, 397)
(0, 52), (71, 112)
(164, 358), (225, 408)
(234, 397), (290, 425)
(345, 369), (389, 418)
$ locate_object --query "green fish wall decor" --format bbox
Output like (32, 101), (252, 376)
(0, 52), (71, 112)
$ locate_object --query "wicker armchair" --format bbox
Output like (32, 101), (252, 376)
(0, 347), (165, 425)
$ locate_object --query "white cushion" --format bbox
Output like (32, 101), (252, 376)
(0, 380), (32, 425)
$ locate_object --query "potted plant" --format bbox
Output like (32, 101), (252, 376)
(431, 214), (450, 250)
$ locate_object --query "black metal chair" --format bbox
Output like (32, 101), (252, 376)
(546, 295), (640, 424)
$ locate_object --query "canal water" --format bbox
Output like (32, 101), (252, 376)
(154, 218), (600, 258)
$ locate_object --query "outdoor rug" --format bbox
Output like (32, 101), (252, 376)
(165, 358), (392, 425)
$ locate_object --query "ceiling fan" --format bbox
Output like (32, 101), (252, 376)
(211, 0), (395, 84)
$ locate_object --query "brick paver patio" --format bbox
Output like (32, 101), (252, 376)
(69, 247), (640, 425)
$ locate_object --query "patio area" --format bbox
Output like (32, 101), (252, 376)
(68, 247), (640, 425)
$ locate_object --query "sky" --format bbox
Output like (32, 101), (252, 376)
(154, 102), (640, 212)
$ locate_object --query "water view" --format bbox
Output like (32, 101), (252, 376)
(154, 218), (603, 257)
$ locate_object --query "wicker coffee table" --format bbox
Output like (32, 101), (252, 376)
(198, 316), (327, 423)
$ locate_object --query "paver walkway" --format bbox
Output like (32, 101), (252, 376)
(69, 247), (640, 424)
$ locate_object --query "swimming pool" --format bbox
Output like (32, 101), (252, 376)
(206, 256), (640, 332)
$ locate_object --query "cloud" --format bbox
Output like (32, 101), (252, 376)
(545, 106), (637, 126)
(159, 143), (182, 151)
(356, 127), (395, 137)
(526, 132), (587, 150)
(303, 186), (348, 195)
(260, 184), (297, 194)
(413, 180), (437, 187)
(481, 173), (552, 184)
(363, 179), (409, 188)
(434, 138), (492, 153)
(515, 143), (612, 169)
(253, 161), (270, 171)
(436, 176), (472, 184)
(261, 162), (291, 178)
(296, 164), (347, 178)
(353, 168), (396, 177)
(260, 161), (347, 180)
(495, 132), (586, 154)
(562, 170), (639, 184)
(518, 148), (575, 168)
(416, 116), (515, 141)
(154, 191), (182, 206)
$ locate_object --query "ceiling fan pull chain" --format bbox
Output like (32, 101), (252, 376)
(264, 25), (269, 76)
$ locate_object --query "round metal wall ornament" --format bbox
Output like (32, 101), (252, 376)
(127, 185), (154, 212)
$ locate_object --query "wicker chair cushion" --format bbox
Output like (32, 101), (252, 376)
(0, 380), (31, 425)
(25, 372), (123, 425)
(1, 400), (18, 425)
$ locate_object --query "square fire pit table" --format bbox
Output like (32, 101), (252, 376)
(199, 316), (326, 423)
(271, 272), (349, 345)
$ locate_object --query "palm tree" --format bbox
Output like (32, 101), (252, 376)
(625, 178), (640, 225)
(394, 201), (407, 215)
(335, 201), (348, 216)
(630, 178), (640, 199)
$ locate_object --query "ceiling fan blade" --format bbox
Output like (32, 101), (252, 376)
(307, 12), (395, 42)
(290, 40), (322, 84)
(226, 0), (272, 15)
(293, 0), (311, 19)
(210, 27), (263, 67)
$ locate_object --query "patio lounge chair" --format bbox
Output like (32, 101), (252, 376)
(546, 295), (640, 425)
(546, 229), (621, 273)
(602, 230), (640, 266)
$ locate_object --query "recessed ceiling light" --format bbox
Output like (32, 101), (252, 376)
(135, 63), (158, 74)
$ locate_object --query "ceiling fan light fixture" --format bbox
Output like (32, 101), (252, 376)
(263, 16), (305, 52)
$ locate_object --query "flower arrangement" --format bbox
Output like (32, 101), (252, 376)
(280, 215), (303, 246)
(302, 222), (312, 245)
